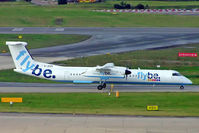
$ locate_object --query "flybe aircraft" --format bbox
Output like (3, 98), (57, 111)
(7, 41), (192, 90)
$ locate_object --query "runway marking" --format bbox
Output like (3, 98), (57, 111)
(12, 28), (24, 32)
(55, 28), (64, 32)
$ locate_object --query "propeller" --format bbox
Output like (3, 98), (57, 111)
(124, 68), (131, 80)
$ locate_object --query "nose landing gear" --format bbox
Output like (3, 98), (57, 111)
(97, 83), (106, 90)
(180, 85), (184, 90)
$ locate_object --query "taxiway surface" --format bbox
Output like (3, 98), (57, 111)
(0, 82), (198, 93)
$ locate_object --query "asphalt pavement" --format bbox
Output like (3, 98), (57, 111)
(0, 82), (198, 93)
(1, 27), (199, 57)
(0, 113), (199, 133)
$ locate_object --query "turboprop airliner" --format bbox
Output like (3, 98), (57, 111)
(7, 41), (192, 90)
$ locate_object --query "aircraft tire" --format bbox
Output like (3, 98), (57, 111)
(97, 85), (103, 90)
(180, 85), (184, 90)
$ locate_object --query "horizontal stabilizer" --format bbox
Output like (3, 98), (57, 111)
(6, 41), (27, 46)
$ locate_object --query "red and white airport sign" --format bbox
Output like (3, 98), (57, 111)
(178, 52), (197, 57)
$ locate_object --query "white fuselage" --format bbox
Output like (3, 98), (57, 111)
(15, 61), (192, 85)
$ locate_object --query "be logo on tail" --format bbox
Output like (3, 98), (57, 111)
(16, 50), (56, 79)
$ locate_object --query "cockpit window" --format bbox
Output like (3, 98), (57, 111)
(172, 73), (181, 76)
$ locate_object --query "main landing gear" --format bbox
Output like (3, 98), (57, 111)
(180, 85), (184, 90)
(97, 83), (106, 90)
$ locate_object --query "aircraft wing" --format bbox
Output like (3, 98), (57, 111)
(83, 63), (126, 80)
(96, 63), (114, 72)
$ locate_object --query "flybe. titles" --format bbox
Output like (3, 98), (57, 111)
(16, 50), (35, 72)
(16, 50), (56, 79)
(148, 72), (160, 81)
(137, 72), (160, 81)
(32, 65), (56, 79)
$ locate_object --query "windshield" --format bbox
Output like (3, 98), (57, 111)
(172, 73), (182, 76)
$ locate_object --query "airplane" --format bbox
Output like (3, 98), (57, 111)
(6, 41), (192, 90)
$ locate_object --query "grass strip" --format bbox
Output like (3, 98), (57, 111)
(1, 2), (199, 27)
(0, 34), (90, 52)
(0, 92), (199, 116)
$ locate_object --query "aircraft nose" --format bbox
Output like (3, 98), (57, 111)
(184, 77), (192, 85)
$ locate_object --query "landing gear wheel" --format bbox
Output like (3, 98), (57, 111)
(97, 85), (103, 90)
(102, 83), (106, 88)
(180, 85), (184, 90)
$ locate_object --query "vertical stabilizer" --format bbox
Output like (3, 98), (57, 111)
(6, 41), (35, 72)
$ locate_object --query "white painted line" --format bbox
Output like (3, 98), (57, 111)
(95, 9), (199, 14)
(55, 28), (64, 32)
(12, 28), (24, 32)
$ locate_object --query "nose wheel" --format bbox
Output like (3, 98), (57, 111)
(97, 83), (106, 90)
(180, 85), (184, 90)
